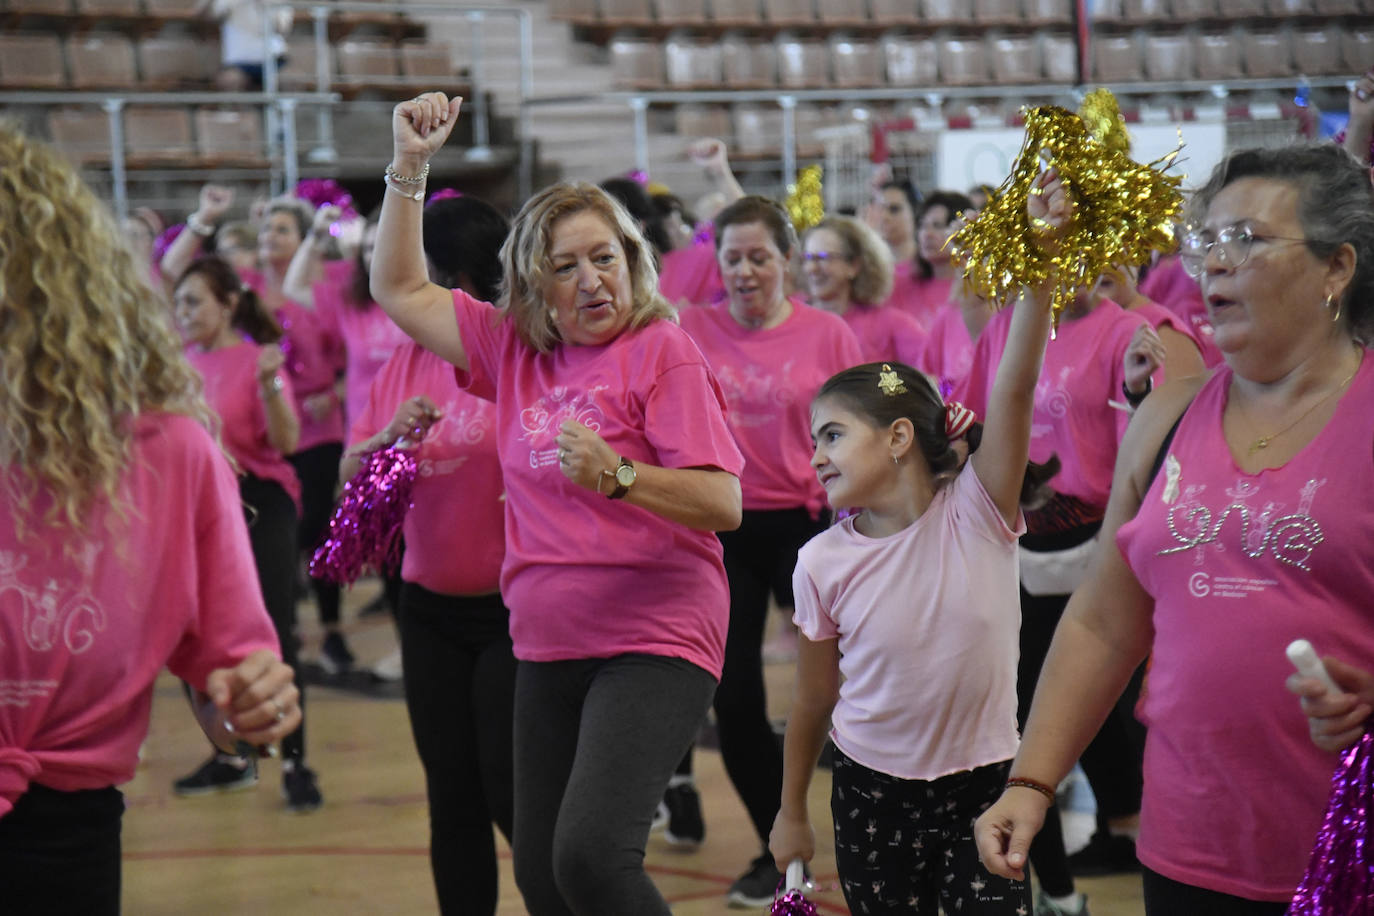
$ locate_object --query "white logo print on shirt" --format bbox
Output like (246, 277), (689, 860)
(1031, 366), (1074, 442)
(417, 400), (493, 478)
(519, 385), (608, 469)
(714, 362), (797, 429)
(0, 548), (107, 654)
(1157, 476), (1327, 571)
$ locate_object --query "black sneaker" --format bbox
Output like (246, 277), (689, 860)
(318, 631), (355, 675)
(282, 761), (323, 813)
(172, 753), (257, 796)
(1067, 831), (1139, 876)
(663, 782), (705, 849)
(727, 852), (785, 909)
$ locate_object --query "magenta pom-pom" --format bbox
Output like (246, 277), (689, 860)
(426, 187), (463, 206)
(626, 169), (649, 186)
(294, 178), (359, 222)
(1291, 730), (1374, 915)
(770, 889), (818, 916)
(310, 446), (418, 585)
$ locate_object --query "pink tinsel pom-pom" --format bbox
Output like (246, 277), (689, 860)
(294, 178), (359, 223)
(770, 861), (817, 916)
(310, 446), (418, 585)
(426, 187), (464, 206)
(1291, 729), (1374, 915)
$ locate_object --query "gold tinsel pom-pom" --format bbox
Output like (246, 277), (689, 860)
(946, 105), (1183, 324)
(1079, 88), (1131, 157)
(785, 164), (825, 233)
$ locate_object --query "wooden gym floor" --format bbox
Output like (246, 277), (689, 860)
(121, 581), (1146, 915)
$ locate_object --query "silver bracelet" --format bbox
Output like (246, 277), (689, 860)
(186, 213), (216, 237)
(384, 174), (425, 202)
(384, 162), (430, 185)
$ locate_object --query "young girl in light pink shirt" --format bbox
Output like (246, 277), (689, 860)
(768, 168), (1069, 915)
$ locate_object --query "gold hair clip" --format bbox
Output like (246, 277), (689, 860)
(877, 364), (907, 396)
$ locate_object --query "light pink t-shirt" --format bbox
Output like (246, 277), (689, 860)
(920, 302), (977, 399)
(349, 340), (504, 596)
(659, 238), (723, 308)
(886, 261), (953, 327)
(837, 301), (930, 370)
(186, 341), (302, 510)
(241, 267), (346, 451)
(1138, 255), (1223, 368)
(1116, 354), (1374, 902)
(451, 290), (745, 679)
(957, 301), (1148, 512)
(793, 467), (1025, 780)
(0, 414), (281, 814)
(315, 261), (412, 430)
(678, 300), (864, 517)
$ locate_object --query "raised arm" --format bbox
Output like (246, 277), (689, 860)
(968, 166), (1065, 525)
(161, 183), (234, 291)
(1343, 70), (1374, 168)
(688, 138), (745, 209)
(281, 204), (340, 308)
(974, 372), (1206, 881)
(370, 92), (470, 370)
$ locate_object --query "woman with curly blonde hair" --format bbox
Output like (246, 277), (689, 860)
(801, 214), (929, 369)
(0, 122), (298, 916)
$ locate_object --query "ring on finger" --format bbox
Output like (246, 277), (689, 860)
(272, 698), (286, 723)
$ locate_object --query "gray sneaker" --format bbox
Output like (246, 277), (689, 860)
(1035, 890), (1090, 916)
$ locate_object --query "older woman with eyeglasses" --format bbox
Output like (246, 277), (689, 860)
(975, 144), (1374, 915)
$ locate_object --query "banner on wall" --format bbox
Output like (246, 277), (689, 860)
(935, 122), (1229, 195)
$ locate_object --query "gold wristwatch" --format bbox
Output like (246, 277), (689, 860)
(604, 457), (636, 499)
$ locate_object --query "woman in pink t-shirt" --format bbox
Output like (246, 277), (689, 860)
(0, 126), (298, 916)
(371, 94), (744, 916)
(921, 280), (1000, 399)
(976, 145), (1374, 915)
(342, 194), (514, 916)
(884, 188), (974, 326)
(769, 172), (1070, 912)
(677, 195), (865, 907)
(173, 257), (324, 814)
(802, 215), (930, 370)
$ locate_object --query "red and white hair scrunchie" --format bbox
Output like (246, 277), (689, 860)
(944, 401), (977, 441)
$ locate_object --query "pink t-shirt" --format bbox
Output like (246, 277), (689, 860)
(1116, 354), (1374, 902)
(1139, 255), (1223, 368)
(186, 341), (302, 510)
(348, 340), (504, 596)
(957, 301), (1148, 512)
(921, 302), (977, 399)
(838, 302), (930, 370)
(679, 300), (865, 517)
(0, 414), (281, 814)
(1132, 299), (1198, 349)
(451, 290), (745, 679)
(793, 467), (1025, 780)
(314, 262), (412, 430)
(885, 261), (953, 327)
(659, 239), (723, 308)
(241, 268), (346, 451)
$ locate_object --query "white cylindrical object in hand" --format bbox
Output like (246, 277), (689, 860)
(1287, 639), (1341, 695)
(785, 859), (807, 893)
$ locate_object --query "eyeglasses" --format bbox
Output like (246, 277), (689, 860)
(1178, 222), (1317, 280)
(801, 251), (847, 263)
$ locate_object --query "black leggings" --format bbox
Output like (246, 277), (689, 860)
(1142, 866), (1290, 916)
(289, 441), (342, 626)
(512, 654), (717, 915)
(830, 751), (1030, 915)
(240, 474), (306, 762)
(397, 583), (516, 916)
(714, 507), (826, 848)
(0, 784), (124, 916)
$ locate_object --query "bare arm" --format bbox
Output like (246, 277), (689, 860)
(339, 395), (441, 481)
(555, 419), (742, 531)
(1156, 325), (1205, 384)
(975, 372), (1207, 880)
(769, 634), (841, 870)
(370, 92), (470, 370)
(1343, 71), (1374, 168)
(282, 205), (340, 308)
(162, 184), (233, 291)
(257, 348), (300, 455)
(689, 138), (745, 207)
(969, 166), (1065, 525)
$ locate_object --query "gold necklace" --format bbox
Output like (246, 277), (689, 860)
(1242, 353), (1362, 456)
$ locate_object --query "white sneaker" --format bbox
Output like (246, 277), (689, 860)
(371, 648), (403, 682)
